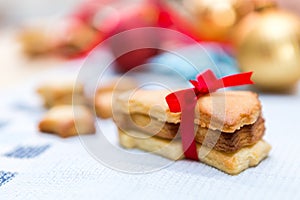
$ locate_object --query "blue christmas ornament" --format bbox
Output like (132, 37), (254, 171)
(148, 43), (239, 80)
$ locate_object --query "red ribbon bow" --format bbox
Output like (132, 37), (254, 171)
(165, 70), (254, 160)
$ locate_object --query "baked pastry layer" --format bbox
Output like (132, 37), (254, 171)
(116, 113), (265, 153)
(115, 90), (261, 132)
(118, 129), (271, 175)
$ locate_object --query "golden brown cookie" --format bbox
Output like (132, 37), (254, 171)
(39, 105), (95, 138)
(118, 129), (271, 175)
(95, 77), (137, 119)
(37, 80), (86, 108)
(115, 90), (261, 132)
(95, 92), (114, 119)
(19, 28), (55, 57)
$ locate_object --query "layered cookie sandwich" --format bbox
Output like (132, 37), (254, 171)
(114, 89), (271, 175)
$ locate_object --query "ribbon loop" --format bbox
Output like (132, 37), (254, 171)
(195, 69), (219, 93)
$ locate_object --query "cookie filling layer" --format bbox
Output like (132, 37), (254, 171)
(115, 113), (265, 153)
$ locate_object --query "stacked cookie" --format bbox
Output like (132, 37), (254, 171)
(114, 90), (271, 175)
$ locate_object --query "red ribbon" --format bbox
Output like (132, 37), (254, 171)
(165, 70), (254, 160)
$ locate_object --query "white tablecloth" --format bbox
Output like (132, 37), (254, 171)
(0, 65), (300, 200)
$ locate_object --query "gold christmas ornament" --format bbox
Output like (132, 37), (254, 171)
(234, 9), (300, 91)
(183, 0), (276, 41)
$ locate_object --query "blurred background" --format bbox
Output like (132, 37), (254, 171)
(0, 0), (300, 27)
(0, 0), (300, 92)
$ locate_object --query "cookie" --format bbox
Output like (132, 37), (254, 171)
(39, 105), (95, 138)
(19, 28), (54, 57)
(37, 80), (86, 108)
(118, 129), (271, 175)
(95, 77), (137, 119)
(95, 92), (114, 119)
(115, 90), (261, 132)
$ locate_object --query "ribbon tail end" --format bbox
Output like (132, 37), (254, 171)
(246, 71), (255, 85)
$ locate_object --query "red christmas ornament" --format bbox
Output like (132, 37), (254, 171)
(68, 0), (203, 72)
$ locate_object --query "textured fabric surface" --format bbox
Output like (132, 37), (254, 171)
(0, 68), (300, 200)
